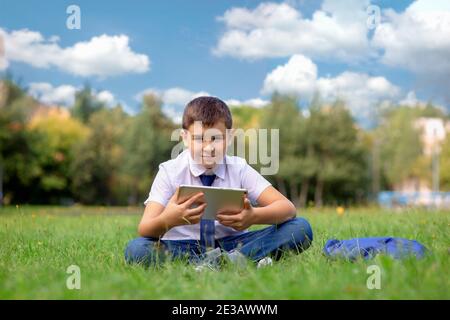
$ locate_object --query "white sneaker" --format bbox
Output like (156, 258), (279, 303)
(226, 250), (248, 268)
(257, 257), (273, 269)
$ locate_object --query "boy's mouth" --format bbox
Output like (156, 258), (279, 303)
(202, 153), (215, 158)
(202, 154), (216, 165)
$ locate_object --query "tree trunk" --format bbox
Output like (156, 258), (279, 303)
(299, 179), (309, 208)
(276, 177), (287, 197)
(0, 162), (3, 207)
(314, 179), (323, 207)
(289, 182), (299, 207)
(128, 183), (138, 206)
(372, 137), (380, 202)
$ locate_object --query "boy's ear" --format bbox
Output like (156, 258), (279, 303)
(181, 129), (189, 148)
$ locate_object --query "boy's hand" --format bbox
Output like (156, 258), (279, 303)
(217, 196), (254, 231)
(160, 187), (207, 228)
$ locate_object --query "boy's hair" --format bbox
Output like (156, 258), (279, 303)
(182, 96), (232, 129)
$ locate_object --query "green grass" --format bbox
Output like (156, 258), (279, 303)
(0, 205), (448, 299)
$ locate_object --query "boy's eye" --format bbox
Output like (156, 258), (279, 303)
(191, 135), (224, 142)
(212, 135), (224, 141)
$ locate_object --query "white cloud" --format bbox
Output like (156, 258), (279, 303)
(213, 0), (371, 62)
(398, 90), (445, 109)
(163, 106), (183, 124)
(372, 0), (450, 76)
(136, 87), (210, 106)
(29, 82), (78, 106)
(96, 90), (116, 106)
(398, 90), (448, 114)
(135, 87), (211, 123)
(225, 98), (269, 108)
(160, 87), (210, 106)
(262, 54), (318, 96)
(29, 82), (116, 107)
(0, 28), (150, 77)
(136, 87), (270, 122)
(399, 91), (422, 107)
(262, 54), (401, 121)
(214, 0), (450, 86)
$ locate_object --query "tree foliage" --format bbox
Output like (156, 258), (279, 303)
(1, 78), (448, 206)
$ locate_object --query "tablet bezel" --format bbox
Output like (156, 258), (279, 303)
(177, 184), (247, 220)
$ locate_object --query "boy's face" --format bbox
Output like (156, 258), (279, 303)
(183, 120), (232, 170)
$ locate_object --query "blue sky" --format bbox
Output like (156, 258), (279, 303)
(1, 0), (449, 126)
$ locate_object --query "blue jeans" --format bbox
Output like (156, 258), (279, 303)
(124, 217), (313, 267)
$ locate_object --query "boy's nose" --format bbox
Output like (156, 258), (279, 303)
(203, 143), (215, 153)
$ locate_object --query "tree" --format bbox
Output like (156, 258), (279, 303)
(0, 80), (42, 204)
(230, 105), (263, 129)
(377, 106), (429, 189)
(439, 135), (450, 191)
(70, 106), (127, 205)
(28, 108), (89, 203)
(121, 94), (175, 205)
(259, 94), (368, 207)
(71, 84), (104, 123)
(306, 100), (368, 206)
(260, 94), (305, 202)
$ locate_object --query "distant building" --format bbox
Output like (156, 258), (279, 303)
(394, 118), (449, 192)
(414, 117), (448, 156)
(381, 117), (450, 208)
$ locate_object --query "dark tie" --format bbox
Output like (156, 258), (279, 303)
(199, 173), (216, 252)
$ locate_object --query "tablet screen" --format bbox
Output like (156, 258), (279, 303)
(177, 185), (247, 220)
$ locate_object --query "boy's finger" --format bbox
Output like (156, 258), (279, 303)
(218, 220), (232, 227)
(223, 221), (240, 230)
(217, 214), (239, 223)
(182, 192), (204, 207)
(217, 209), (240, 216)
(187, 212), (203, 222)
(217, 216), (232, 224)
(188, 202), (206, 214)
(187, 202), (207, 215)
(217, 204), (238, 215)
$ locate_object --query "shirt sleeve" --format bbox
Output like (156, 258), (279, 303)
(143, 164), (174, 206)
(241, 162), (272, 206)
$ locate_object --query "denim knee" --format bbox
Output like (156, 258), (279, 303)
(282, 217), (313, 249)
(124, 237), (163, 266)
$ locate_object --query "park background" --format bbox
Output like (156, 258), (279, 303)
(0, 0), (449, 299)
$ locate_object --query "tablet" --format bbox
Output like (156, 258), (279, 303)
(177, 185), (247, 220)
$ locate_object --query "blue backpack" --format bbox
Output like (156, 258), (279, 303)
(323, 237), (428, 261)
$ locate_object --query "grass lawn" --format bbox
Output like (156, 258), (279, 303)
(0, 205), (448, 299)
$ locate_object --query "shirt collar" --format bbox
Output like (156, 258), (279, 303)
(186, 149), (226, 180)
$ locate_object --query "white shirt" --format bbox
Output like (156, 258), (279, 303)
(144, 149), (272, 240)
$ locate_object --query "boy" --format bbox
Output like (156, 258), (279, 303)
(125, 96), (313, 267)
